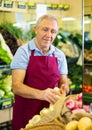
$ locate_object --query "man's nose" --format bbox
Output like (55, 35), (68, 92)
(46, 31), (52, 37)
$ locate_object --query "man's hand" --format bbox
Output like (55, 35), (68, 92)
(60, 84), (67, 96)
(39, 88), (61, 104)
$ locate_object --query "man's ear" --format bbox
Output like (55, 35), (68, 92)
(34, 26), (37, 35)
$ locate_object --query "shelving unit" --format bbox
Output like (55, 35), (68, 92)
(83, 40), (92, 104)
(84, 64), (92, 84)
(0, 0), (70, 13)
(0, 0), (29, 13)
(0, 65), (13, 129)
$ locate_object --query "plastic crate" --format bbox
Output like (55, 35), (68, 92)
(0, 98), (13, 110)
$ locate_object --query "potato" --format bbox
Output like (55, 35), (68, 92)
(54, 87), (60, 92)
(26, 115), (41, 128)
(78, 117), (92, 130)
(65, 120), (78, 130)
(40, 108), (49, 117)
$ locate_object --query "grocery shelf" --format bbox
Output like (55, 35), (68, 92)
(0, 65), (10, 70)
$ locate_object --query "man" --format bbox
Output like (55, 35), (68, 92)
(11, 14), (69, 130)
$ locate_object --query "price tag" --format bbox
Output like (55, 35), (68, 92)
(18, 1), (26, 9)
(4, 0), (13, 8)
(2, 100), (11, 106)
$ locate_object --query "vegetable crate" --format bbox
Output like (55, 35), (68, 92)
(0, 98), (13, 110)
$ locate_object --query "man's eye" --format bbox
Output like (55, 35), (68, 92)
(43, 28), (48, 31)
(51, 30), (57, 34)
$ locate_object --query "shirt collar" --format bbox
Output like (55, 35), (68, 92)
(28, 38), (36, 50)
(28, 38), (56, 54)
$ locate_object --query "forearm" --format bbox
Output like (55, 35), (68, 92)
(59, 75), (69, 95)
(12, 81), (41, 99)
(12, 82), (61, 104)
(12, 69), (42, 99)
(61, 83), (69, 94)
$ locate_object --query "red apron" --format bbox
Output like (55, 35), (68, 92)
(12, 50), (60, 130)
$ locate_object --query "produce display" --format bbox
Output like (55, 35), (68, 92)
(66, 93), (88, 113)
(0, 33), (13, 65)
(0, 27), (18, 56)
(67, 57), (82, 94)
(0, 74), (13, 100)
(84, 48), (92, 62)
(21, 92), (92, 130)
(0, 22), (23, 56)
(0, 67), (14, 109)
(54, 29), (82, 91)
(83, 84), (92, 93)
(84, 40), (92, 63)
(83, 40), (92, 104)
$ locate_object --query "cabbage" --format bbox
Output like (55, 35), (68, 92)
(0, 89), (5, 98)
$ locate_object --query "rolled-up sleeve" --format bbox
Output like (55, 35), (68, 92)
(55, 48), (68, 75)
(59, 53), (68, 75)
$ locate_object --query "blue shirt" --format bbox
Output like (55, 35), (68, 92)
(11, 38), (68, 74)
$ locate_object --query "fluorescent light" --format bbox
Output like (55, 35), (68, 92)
(62, 17), (76, 21)
(84, 20), (90, 24)
(36, 4), (47, 20)
(28, 21), (36, 25)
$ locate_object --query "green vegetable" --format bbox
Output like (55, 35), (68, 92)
(0, 74), (14, 99)
(6, 91), (14, 99)
(0, 75), (12, 92)
(68, 64), (82, 85)
(0, 89), (5, 98)
(0, 22), (23, 40)
(0, 41), (12, 64)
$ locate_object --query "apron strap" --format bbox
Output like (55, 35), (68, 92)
(52, 52), (55, 57)
(31, 50), (55, 57)
(31, 50), (34, 56)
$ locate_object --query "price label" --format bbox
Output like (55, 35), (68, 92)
(2, 100), (11, 106)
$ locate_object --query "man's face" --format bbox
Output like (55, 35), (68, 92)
(34, 19), (58, 50)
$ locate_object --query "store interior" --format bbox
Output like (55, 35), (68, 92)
(0, 0), (92, 130)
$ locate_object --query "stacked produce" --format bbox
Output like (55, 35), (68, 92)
(84, 48), (92, 62)
(83, 84), (92, 93)
(0, 33), (13, 65)
(0, 22), (25, 57)
(0, 23), (20, 109)
(65, 117), (92, 130)
(21, 91), (92, 130)
(0, 24), (19, 56)
(66, 93), (88, 113)
(54, 30), (82, 92)
(0, 71), (14, 100)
